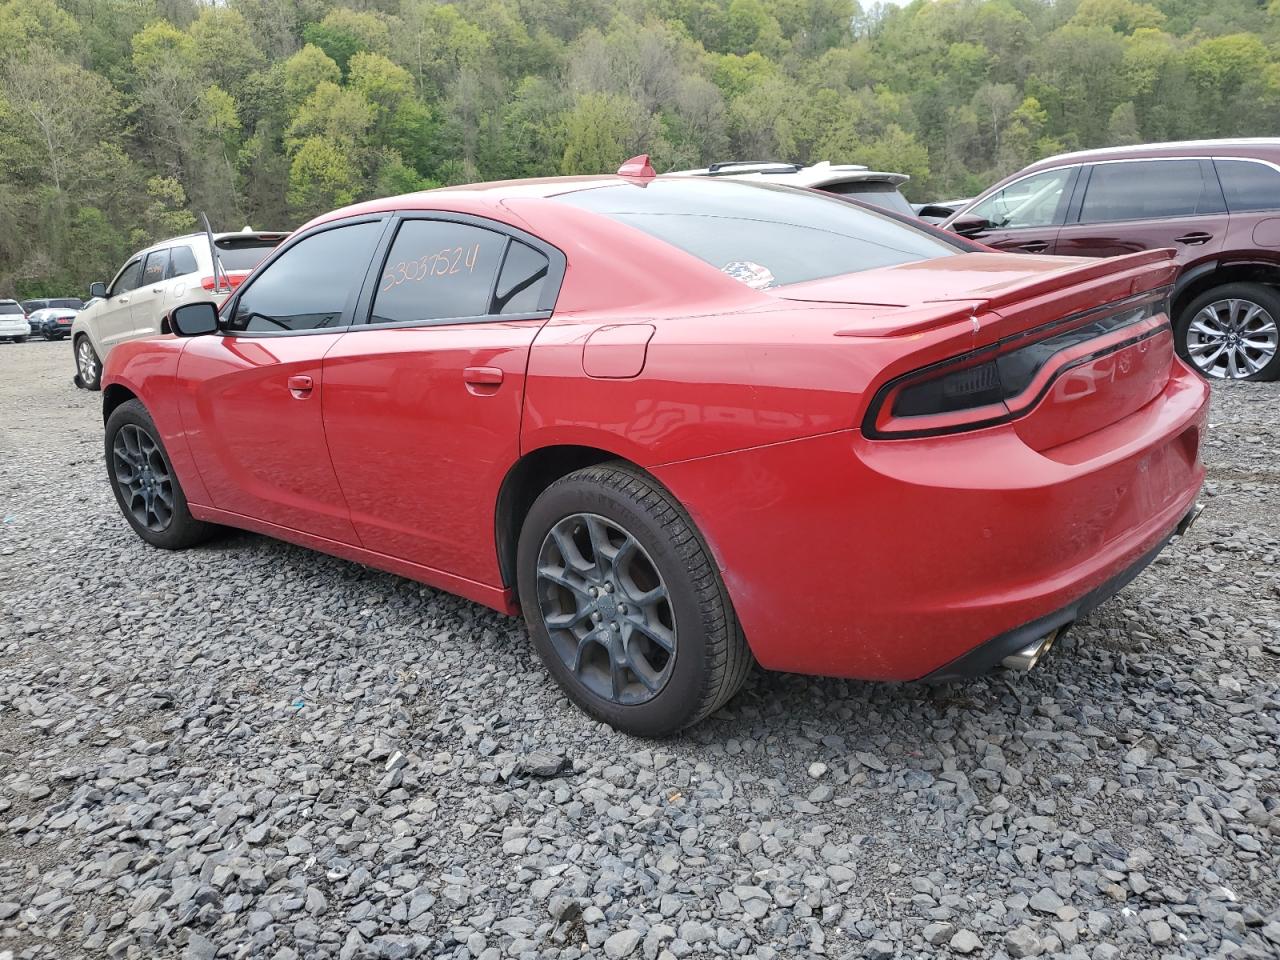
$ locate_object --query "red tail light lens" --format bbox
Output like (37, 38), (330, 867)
(864, 290), (1171, 439)
(200, 272), (249, 292)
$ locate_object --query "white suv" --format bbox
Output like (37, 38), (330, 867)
(672, 160), (915, 216)
(0, 300), (31, 342)
(72, 229), (286, 389)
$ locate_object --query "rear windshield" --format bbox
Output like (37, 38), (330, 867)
(820, 181), (916, 217)
(49, 298), (82, 310)
(0, 303), (23, 315)
(215, 237), (280, 271)
(556, 180), (956, 288)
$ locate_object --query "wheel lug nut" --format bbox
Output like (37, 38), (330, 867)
(591, 612), (601, 622)
(589, 587), (598, 597)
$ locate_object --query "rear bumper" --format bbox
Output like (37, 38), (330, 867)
(922, 500), (1201, 680)
(652, 360), (1209, 681)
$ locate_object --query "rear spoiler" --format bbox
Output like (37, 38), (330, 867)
(836, 249), (1179, 339)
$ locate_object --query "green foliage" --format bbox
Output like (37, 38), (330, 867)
(5, 0), (1280, 296)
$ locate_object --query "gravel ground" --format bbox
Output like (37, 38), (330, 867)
(1, 338), (1277, 960)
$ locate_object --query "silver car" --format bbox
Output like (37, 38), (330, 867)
(72, 229), (286, 389)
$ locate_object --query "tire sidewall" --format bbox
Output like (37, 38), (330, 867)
(1175, 282), (1280, 381)
(75, 335), (102, 390)
(105, 400), (199, 549)
(517, 475), (712, 737)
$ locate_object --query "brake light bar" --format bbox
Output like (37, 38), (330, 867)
(864, 289), (1172, 439)
(200, 271), (250, 292)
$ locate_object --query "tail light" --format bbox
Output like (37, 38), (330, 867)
(864, 289), (1172, 439)
(200, 271), (250, 292)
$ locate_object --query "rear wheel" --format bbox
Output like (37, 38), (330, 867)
(1175, 282), (1280, 381)
(516, 462), (752, 737)
(105, 399), (216, 549)
(75, 335), (102, 390)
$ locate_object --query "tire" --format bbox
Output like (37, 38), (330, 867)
(13, 336), (26, 343)
(1175, 282), (1280, 381)
(516, 462), (752, 737)
(105, 399), (217, 550)
(75, 335), (102, 390)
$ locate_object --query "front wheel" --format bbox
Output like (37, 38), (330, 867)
(75, 335), (102, 390)
(516, 462), (752, 737)
(1175, 282), (1280, 381)
(105, 399), (217, 549)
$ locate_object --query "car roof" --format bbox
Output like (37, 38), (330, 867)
(672, 160), (910, 188)
(1025, 138), (1280, 172)
(127, 229), (289, 260)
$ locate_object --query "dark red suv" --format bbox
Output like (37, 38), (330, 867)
(944, 139), (1280, 381)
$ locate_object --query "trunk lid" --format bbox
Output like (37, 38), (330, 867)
(827, 250), (1181, 450)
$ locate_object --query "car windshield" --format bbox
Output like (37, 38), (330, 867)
(0, 303), (23, 315)
(215, 237), (280, 271)
(556, 180), (957, 288)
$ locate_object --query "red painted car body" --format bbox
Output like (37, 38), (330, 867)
(102, 173), (1208, 681)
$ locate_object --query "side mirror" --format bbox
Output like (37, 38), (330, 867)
(169, 302), (220, 337)
(949, 213), (991, 238)
(88, 281), (107, 299)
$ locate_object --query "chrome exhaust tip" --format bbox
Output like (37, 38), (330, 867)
(1175, 501), (1205, 537)
(1002, 628), (1060, 672)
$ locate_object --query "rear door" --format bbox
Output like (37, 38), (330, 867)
(1055, 159), (1228, 264)
(126, 247), (172, 340)
(321, 213), (564, 587)
(176, 217), (388, 542)
(952, 166), (1076, 254)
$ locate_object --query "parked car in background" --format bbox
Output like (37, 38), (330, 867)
(915, 198), (973, 224)
(674, 160), (916, 215)
(0, 300), (30, 342)
(72, 228), (287, 389)
(22, 297), (84, 313)
(944, 139), (1280, 380)
(100, 162), (1206, 736)
(28, 307), (78, 340)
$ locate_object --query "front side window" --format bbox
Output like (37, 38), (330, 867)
(557, 180), (957, 287)
(1079, 160), (1224, 223)
(110, 259), (143, 297)
(1214, 159), (1280, 213)
(141, 249), (170, 286)
(967, 167), (1073, 230)
(228, 221), (383, 333)
(370, 220), (507, 325)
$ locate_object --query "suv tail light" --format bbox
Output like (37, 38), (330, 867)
(864, 290), (1172, 438)
(200, 271), (250, 292)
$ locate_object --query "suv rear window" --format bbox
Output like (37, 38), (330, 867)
(49, 298), (82, 310)
(0, 302), (23, 315)
(1214, 159), (1280, 213)
(556, 180), (957, 287)
(821, 181), (915, 217)
(215, 237), (280, 271)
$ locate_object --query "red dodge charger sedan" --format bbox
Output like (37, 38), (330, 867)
(100, 162), (1208, 736)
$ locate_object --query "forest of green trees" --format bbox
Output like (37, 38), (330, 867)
(3, 0), (1279, 296)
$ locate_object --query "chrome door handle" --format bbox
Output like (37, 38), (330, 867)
(1175, 232), (1212, 245)
(1017, 240), (1049, 253)
(152, 286), (164, 293)
(117, 297), (130, 304)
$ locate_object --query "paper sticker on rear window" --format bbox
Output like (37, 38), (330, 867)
(721, 260), (775, 289)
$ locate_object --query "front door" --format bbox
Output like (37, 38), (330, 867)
(127, 248), (172, 339)
(953, 166), (1077, 255)
(322, 215), (562, 586)
(176, 218), (389, 543)
(1055, 159), (1229, 265)
(97, 257), (143, 348)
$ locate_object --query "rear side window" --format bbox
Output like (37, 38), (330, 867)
(1214, 159), (1280, 213)
(141, 249), (170, 286)
(228, 221), (383, 333)
(1079, 160), (1224, 223)
(110, 259), (143, 296)
(169, 246), (199, 277)
(557, 180), (956, 287)
(494, 241), (549, 314)
(369, 220), (506, 325)
(216, 237), (280, 271)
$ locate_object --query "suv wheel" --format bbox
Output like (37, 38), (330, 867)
(516, 462), (752, 737)
(75, 335), (102, 390)
(1175, 282), (1280, 381)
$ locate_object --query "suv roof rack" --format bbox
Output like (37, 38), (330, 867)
(705, 160), (801, 175)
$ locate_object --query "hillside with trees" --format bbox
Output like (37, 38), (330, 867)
(3, 0), (1279, 296)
